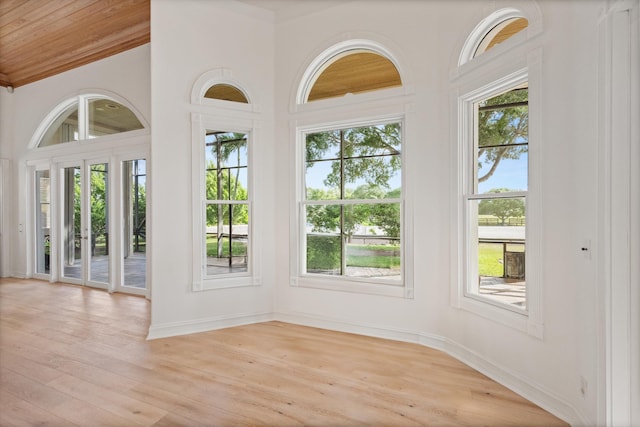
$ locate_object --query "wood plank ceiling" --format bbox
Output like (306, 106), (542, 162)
(0, 0), (150, 89)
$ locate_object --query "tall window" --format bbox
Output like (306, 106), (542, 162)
(302, 121), (402, 283)
(466, 81), (528, 310)
(293, 40), (410, 296)
(454, 6), (542, 334)
(204, 130), (249, 276)
(191, 73), (256, 291)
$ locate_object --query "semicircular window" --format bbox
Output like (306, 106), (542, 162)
(204, 84), (249, 103)
(307, 50), (402, 102)
(474, 17), (528, 58)
(38, 96), (144, 147)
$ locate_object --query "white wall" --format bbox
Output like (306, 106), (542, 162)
(148, 0), (277, 336)
(0, 87), (15, 277)
(271, 1), (603, 424)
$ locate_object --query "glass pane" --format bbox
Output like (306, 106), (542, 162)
(477, 147), (528, 193)
(123, 159), (146, 289)
(344, 203), (401, 281)
(204, 84), (249, 103)
(344, 156), (401, 197)
(476, 87), (528, 194)
(88, 99), (143, 138)
(473, 197), (526, 309)
(474, 17), (528, 58)
(205, 131), (248, 201)
(89, 163), (109, 284)
(478, 90), (528, 148)
(305, 130), (341, 161)
(306, 234), (341, 275)
(306, 160), (340, 200)
(307, 52), (402, 102)
(35, 170), (51, 274)
(344, 124), (401, 158)
(39, 103), (79, 147)
(63, 167), (82, 280)
(206, 203), (249, 275)
(305, 203), (341, 234)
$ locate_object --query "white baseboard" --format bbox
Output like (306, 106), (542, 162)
(146, 311), (274, 340)
(442, 339), (590, 427)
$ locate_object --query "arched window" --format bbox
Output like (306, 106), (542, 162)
(297, 40), (403, 104)
(191, 69), (257, 291)
(36, 95), (144, 147)
(292, 39), (411, 298)
(458, 7), (534, 66)
(204, 84), (249, 104)
(474, 17), (528, 57)
(452, 4), (543, 337)
(306, 50), (401, 102)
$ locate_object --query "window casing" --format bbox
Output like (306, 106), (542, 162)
(292, 39), (412, 298)
(301, 121), (402, 284)
(452, 7), (543, 337)
(190, 76), (258, 291)
(464, 79), (528, 313)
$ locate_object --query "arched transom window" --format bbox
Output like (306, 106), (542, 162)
(307, 50), (401, 102)
(37, 95), (145, 147)
(298, 42), (403, 104)
(204, 84), (249, 104)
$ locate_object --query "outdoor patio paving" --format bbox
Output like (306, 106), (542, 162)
(63, 252), (146, 289)
(479, 276), (525, 308)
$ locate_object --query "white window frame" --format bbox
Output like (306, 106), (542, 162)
(191, 113), (258, 291)
(291, 110), (413, 299)
(461, 70), (529, 313)
(452, 45), (543, 338)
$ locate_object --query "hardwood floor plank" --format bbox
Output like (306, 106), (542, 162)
(46, 373), (167, 426)
(0, 368), (134, 426)
(0, 278), (568, 426)
(0, 389), (78, 427)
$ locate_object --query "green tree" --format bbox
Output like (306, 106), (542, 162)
(306, 185), (400, 242)
(206, 132), (249, 260)
(205, 161), (248, 226)
(478, 188), (525, 225)
(478, 88), (528, 183)
(306, 123), (401, 190)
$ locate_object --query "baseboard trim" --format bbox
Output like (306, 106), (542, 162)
(146, 311), (274, 340)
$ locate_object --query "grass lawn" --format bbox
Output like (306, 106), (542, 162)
(206, 236), (247, 257)
(346, 244), (401, 269)
(479, 243), (504, 277)
(346, 254), (400, 268)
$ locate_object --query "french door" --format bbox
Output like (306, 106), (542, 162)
(33, 157), (148, 294)
(59, 160), (111, 289)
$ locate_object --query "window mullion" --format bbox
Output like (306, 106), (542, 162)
(340, 129), (346, 275)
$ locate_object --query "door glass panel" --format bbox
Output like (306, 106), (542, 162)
(63, 166), (82, 279)
(122, 159), (146, 288)
(89, 163), (109, 284)
(35, 170), (51, 274)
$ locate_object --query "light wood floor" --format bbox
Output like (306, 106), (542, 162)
(0, 278), (568, 426)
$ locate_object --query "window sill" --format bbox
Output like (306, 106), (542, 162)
(292, 275), (409, 298)
(193, 275), (260, 292)
(457, 294), (543, 339)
